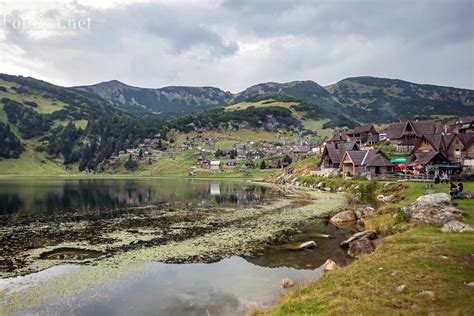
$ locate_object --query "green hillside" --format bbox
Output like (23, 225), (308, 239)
(76, 80), (233, 118)
(327, 76), (474, 123)
(75, 76), (474, 125)
(225, 98), (333, 137)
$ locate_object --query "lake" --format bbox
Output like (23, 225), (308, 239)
(0, 178), (350, 315)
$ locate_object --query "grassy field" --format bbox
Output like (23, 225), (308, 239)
(257, 181), (474, 315)
(225, 100), (333, 137)
(0, 79), (65, 114)
(0, 139), (68, 176)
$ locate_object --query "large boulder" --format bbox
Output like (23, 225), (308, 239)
(348, 237), (376, 258)
(401, 202), (461, 225)
(330, 210), (356, 224)
(416, 193), (450, 206)
(441, 220), (474, 233)
(340, 230), (377, 248)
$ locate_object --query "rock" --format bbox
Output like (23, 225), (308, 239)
(324, 187), (332, 192)
(377, 194), (393, 202)
(363, 206), (376, 216)
(348, 236), (376, 258)
(464, 281), (474, 287)
(298, 240), (317, 250)
(355, 206), (376, 219)
(312, 233), (332, 238)
(330, 211), (356, 224)
(419, 290), (434, 297)
(441, 220), (474, 233)
(455, 191), (472, 199)
(336, 186), (344, 192)
(322, 259), (339, 272)
(340, 230), (377, 248)
(383, 195), (395, 202)
(396, 284), (407, 293)
(416, 193), (450, 206)
(354, 208), (363, 220)
(317, 181), (326, 188)
(401, 203), (460, 225)
(281, 277), (294, 289)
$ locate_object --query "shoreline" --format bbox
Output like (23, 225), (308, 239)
(254, 179), (474, 315)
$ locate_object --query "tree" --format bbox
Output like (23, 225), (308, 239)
(283, 154), (292, 166)
(260, 160), (267, 169)
(124, 154), (137, 171)
(138, 149), (143, 159)
(0, 123), (24, 158)
(229, 150), (236, 159)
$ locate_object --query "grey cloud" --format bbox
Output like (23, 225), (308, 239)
(0, 0), (472, 91)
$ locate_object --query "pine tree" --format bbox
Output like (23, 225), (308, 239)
(260, 160), (267, 169)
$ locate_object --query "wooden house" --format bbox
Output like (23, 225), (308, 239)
(410, 133), (474, 167)
(386, 120), (438, 152)
(245, 159), (255, 168)
(345, 125), (380, 145)
(341, 149), (394, 179)
(321, 142), (359, 169)
(447, 116), (474, 134)
(364, 150), (394, 179)
(210, 161), (221, 171)
(341, 150), (366, 178)
(226, 160), (236, 166)
(327, 130), (349, 144)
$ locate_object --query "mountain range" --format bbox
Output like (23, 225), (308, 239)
(1, 72), (473, 171)
(76, 76), (474, 123)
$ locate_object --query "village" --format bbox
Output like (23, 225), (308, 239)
(317, 116), (474, 180)
(103, 116), (474, 179)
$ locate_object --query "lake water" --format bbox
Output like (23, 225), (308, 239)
(0, 178), (351, 315)
(0, 178), (280, 215)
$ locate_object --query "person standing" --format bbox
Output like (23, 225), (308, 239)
(443, 172), (449, 184)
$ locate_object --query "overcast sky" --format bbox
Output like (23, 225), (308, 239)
(0, 0), (472, 92)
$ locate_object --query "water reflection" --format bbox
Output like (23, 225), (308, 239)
(0, 179), (281, 215)
(12, 257), (323, 316)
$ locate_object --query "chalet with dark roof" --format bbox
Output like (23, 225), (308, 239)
(345, 125), (380, 145)
(341, 149), (394, 179)
(448, 116), (474, 134)
(411, 133), (474, 167)
(386, 120), (438, 152)
(321, 142), (359, 169)
(327, 130), (349, 144)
